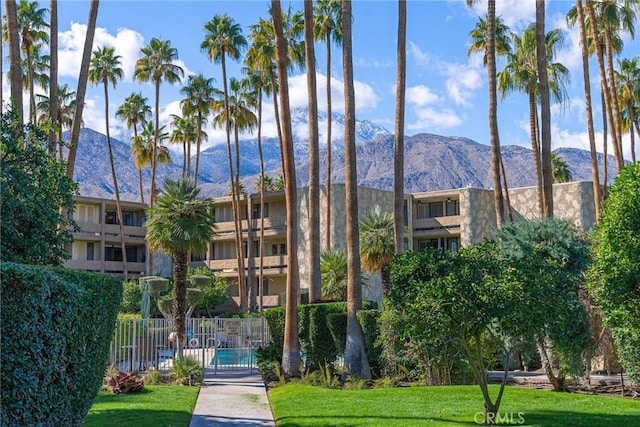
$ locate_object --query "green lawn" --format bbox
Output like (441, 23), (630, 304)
(269, 384), (640, 426)
(83, 385), (199, 427)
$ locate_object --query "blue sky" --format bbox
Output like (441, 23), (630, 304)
(3, 0), (639, 158)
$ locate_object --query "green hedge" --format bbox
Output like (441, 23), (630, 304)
(261, 301), (378, 372)
(357, 309), (382, 377)
(1, 263), (122, 427)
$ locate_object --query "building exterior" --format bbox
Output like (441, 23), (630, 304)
(205, 181), (597, 309)
(64, 196), (148, 279)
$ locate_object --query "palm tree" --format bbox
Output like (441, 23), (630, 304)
(616, 56), (640, 164)
(272, 0), (301, 377)
(536, 0), (554, 218)
(466, 0), (505, 229)
(314, 0), (342, 251)
(394, 0), (406, 254)
(497, 24), (569, 218)
(304, 0), (322, 304)
(5, 0), (24, 125)
(89, 45), (128, 280)
(566, 0), (601, 220)
(145, 177), (216, 357)
(359, 209), (395, 299)
(341, 0), (371, 380)
(169, 114), (198, 176)
(48, 0), (58, 154)
(320, 249), (348, 301)
(20, 43), (50, 123)
(551, 153), (573, 183)
(180, 73), (219, 185)
(116, 92), (151, 203)
(16, 0), (49, 123)
(36, 83), (76, 160)
(131, 121), (172, 200)
(66, 0), (99, 179)
(201, 14), (249, 312)
(134, 37), (184, 209)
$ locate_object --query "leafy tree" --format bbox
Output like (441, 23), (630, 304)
(588, 163), (640, 383)
(1, 107), (77, 265)
(188, 267), (230, 316)
(320, 249), (348, 301)
(551, 152), (573, 183)
(359, 209), (394, 298)
(493, 217), (593, 391)
(145, 177), (216, 356)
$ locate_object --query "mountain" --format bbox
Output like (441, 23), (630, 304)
(67, 117), (618, 201)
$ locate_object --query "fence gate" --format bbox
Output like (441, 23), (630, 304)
(108, 317), (270, 374)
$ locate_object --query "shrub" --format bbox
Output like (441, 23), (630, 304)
(170, 356), (204, 385)
(120, 279), (142, 313)
(1, 263), (122, 426)
(357, 309), (382, 376)
(144, 369), (163, 385)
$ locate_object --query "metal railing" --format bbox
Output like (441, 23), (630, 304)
(108, 317), (270, 373)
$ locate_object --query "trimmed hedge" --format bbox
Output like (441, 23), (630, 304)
(357, 309), (382, 376)
(1, 263), (122, 427)
(260, 301), (378, 372)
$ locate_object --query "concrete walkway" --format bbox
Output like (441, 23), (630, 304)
(189, 370), (276, 427)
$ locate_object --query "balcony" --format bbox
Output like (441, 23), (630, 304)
(207, 255), (287, 277)
(412, 215), (461, 237)
(63, 260), (146, 274)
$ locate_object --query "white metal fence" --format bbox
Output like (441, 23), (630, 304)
(108, 317), (270, 374)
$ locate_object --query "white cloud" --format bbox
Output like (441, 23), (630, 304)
(444, 63), (482, 107)
(355, 58), (394, 68)
(407, 107), (462, 132)
(406, 85), (440, 106)
(468, 0), (536, 30)
(408, 41), (433, 66)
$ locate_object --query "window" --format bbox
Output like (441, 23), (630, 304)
(105, 210), (117, 224)
(87, 242), (94, 261)
(105, 245), (123, 261)
(279, 243), (287, 255)
(429, 202), (443, 218)
(448, 237), (460, 252)
(271, 244), (278, 256)
(252, 241), (260, 257)
(445, 199), (459, 216)
(418, 239), (440, 251)
(252, 203), (269, 219)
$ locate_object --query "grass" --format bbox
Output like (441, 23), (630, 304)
(269, 384), (640, 426)
(83, 385), (199, 427)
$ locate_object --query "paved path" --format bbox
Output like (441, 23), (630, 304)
(189, 370), (276, 427)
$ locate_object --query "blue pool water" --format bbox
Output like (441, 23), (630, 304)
(211, 348), (257, 366)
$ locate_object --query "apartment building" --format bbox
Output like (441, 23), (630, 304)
(206, 181), (597, 309)
(64, 196), (148, 279)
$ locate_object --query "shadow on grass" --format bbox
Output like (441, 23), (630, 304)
(276, 411), (640, 427)
(83, 408), (192, 427)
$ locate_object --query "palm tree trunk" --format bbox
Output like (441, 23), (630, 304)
(173, 251), (188, 358)
(305, 0), (322, 304)
(5, 0), (23, 126)
(342, 0), (371, 380)
(272, 0), (301, 377)
(103, 81), (128, 281)
(394, 0), (407, 254)
(602, 17), (624, 162)
(147, 80), (161, 275)
(257, 87), (265, 312)
(26, 44), (36, 124)
(269, 69), (286, 181)
(194, 111), (203, 185)
(325, 30), (333, 251)
(575, 0), (601, 220)
(132, 124), (145, 204)
(499, 154), (513, 222)
(234, 122), (250, 311)
(601, 87), (609, 200)
(632, 115), (639, 165)
(66, 0), (99, 179)
(487, 0), (504, 228)
(48, 0), (58, 154)
(536, 0), (553, 218)
(529, 91), (544, 217)
(585, 0), (623, 173)
(626, 102), (636, 164)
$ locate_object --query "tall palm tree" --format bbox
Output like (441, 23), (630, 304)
(567, 0), (601, 220)
(393, 0), (406, 255)
(66, 0), (99, 179)
(536, 0), (554, 218)
(145, 177), (216, 357)
(134, 37), (184, 208)
(342, 0), (371, 380)
(497, 24), (569, 218)
(180, 73), (219, 185)
(320, 249), (348, 301)
(135, 37), (183, 276)
(616, 56), (640, 164)
(304, 0), (322, 304)
(202, 14), (248, 311)
(89, 45), (128, 280)
(48, 0), (58, 154)
(314, 0), (342, 251)
(551, 152), (573, 183)
(16, 0), (49, 123)
(5, 0), (23, 125)
(359, 209), (395, 299)
(466, 0), (504, 229)
(131, 121), (172, 200)
(116, 92), (151, 203)
(169, 114), (198, 176)
(272, 0), (301, 377)
(36, 83), (76, 160)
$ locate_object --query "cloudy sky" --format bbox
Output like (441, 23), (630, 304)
(2, 0), (638, 159)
